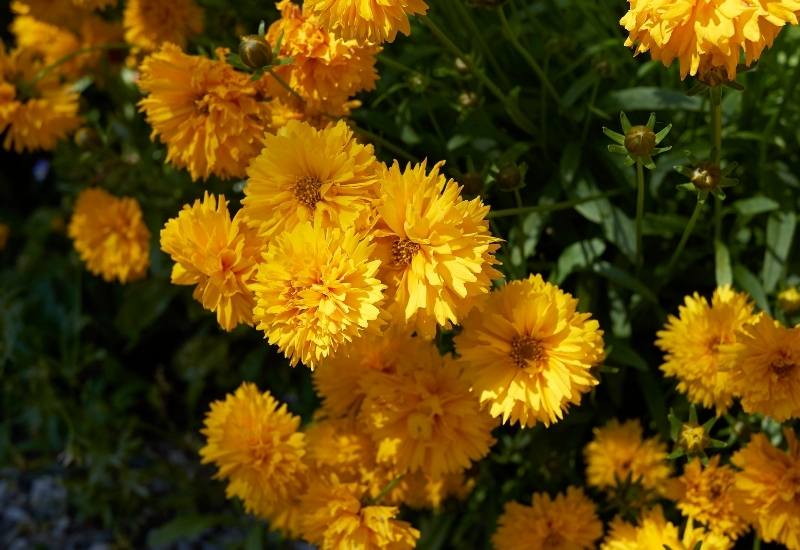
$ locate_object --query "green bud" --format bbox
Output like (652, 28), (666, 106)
(691, 161), (721, 191)
(496, 164), (522, 191)
(239, 35), (273, 70)
(458, 171), (484, 197)
(624, 125), (656, 157)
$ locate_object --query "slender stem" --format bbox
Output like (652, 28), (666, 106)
(710, 86), (723, 243)
(30, 43), (129, 85)
(758, 57), (800, 187)
(267, 68), (305, 104)
(635, 160), (645, 269)
(488, 190), (625, 218)
(378, 55), (417, 74)
(753, 535), (761, 550)
(355, 126), (417, 163)
(450, 0), (512, 89)
(368, 475), (404, 505)
(665, 199), (705, 276)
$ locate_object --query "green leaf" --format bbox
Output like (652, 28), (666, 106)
(606, 87), (704, 112)
(734, 264), (771, 314)
(550, 239), (606, 284)
(146, 515), (217, 548)
(730, 196), (779, 217)
(762, 211), (796, 293)
(592, 262), (658, 304)
(714, 240), (732, 286)
(606, 339), (648, 372)
(574, 179), (636, 261)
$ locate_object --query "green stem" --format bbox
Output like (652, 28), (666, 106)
(488, 190), (625, 219)
(368, 475), (404, 505)
(355, 126), (417, 163)
(378, 55), (417, 74)
(666, 198), (705, 276)
(635, 160), (645, 269)
(267, 68), (305, 104)
(710, 86), (723, 243)
(758, 57), (800, 188)
(30, 42), (129, 85)
(450, 0), (511, 89)
(753, 535), (761, 550)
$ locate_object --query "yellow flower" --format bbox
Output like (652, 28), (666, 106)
(621, 0), (800, 81)
(602, 507), (732, 550)
(200, 382), (307, 508)
(11, 15), (81, 73)
(137, 44), (272, 181)
(375, 160), (501, 338)
(397, 470), (473, 510)
(160, 193), (261, 332)
(241, 120), (380, 242)
(656, 286), (756, 413)
(493, 487), (603, 550)
(264, 0), (380, 116)
(124, 0), (203, 52)
(584, 419), (671, 494)
(10, 0), (86, 28)
(779, 286), (800, 314)
(68, 188), (150, 283)
(722, 314), (800, 421)
(0, 45), (82, 152)
(251, 219), (385, 369)
(455, 274), (604, 428)
(72, 0), (116, 8)
(675, 456), (748, 539)
(0, 223), (8, 250)
(731, 429), (800, 549)
(679, 423), (709, 454)
(300, 476), (419, 549)
(359, 344), (496, 477)
(305, 416), (387, 485)
(305, 0), (429, 43)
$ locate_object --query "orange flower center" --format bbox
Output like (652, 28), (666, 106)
(510, 335), (545, 368)
(770, 352), (797, 377)
(391, 238), (420, 267)
(293, 175), (323, 208)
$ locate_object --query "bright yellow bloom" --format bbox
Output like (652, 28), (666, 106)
(455, 274), (604, 428)
(656, 286), (756, 413)
(731, 429), (800, 549)
(0, 223), (9, 250)
(160, 193), (261, 332)
(68, 188), (150, 283)
(675, 456), (748, 539)
(602, 507), (732, 550)
(493, 487), (603, 550)
(305, 0), (429, 43)
(11, 15), (80, 72)
(722, 314), (800, 421)
(375, 160), (501, 338)
(621, 0), (800, 81)
(137, 44), (272, 181)
(252, 220), (385, 369)
(779, 286), (800, 313)
(200, 382), (307, 509)
(241, 120), (380, 242)
(124, 0), (203, 52)
(359, 344), (496, 477)
(584, 419), (671, 494)
(305, 416), (387, 486)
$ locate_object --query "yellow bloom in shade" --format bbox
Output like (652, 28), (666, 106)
(621, 0), (800, 81)
(398, 470), (473, 510)
(493, 487), (603, 550)
(731, 429), (800, 549)
(584, 419), (671, 494)
(137, 44), (272, 181)
(241, 120), (380, 242)
(226, 476), (306, 538)
(455, 274), (604, 428)
(656, 286), (756, 413)
(305, 0), (429, 44)
(160, 193), (261, 332)
(200, 383), (307, 508)
(11, 15), (80, 72)
(675, 456), (749, 539)
(602, 507), (732, 550)
(375, 160), (501, 338)
(299, 476), (419, 550)
(72, 0), (116, 8)
(359, 344), (496, 477)
(68, 188), (150, 283)
(305, 416), (387, 485)
(252, 220), (385, 369)
(779, 286), (800, 313)
(722, 315), (800, 421)
(0, 223), (9, 250)
(124, 0), (203, 52)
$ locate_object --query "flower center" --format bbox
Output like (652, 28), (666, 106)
(510, 335), (545, 368)
(293, 175), (323, 209)
(770, 353), (796, 378)
(391, 238), (420, 267)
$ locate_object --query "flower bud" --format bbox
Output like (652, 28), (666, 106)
(496, 164), (521, 191)
(679, 423), (709, 454)
(239, 35), (273, 70)
(624, 125), (656, 157)
(458, 171), (484, 198)
(690, 161), (721, 191)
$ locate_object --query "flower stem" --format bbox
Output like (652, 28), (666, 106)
(368, 475), (404, 505)
(30, 43), (129, 86)
(355, 126), (417, 163)
(267, 68), (305, 104)
(665, 198), (705, 276)
(709, 86), (723, 243)
(449, 0), (511, 89)
(488, 190), (625, 219)
(635, 160), (645, 269)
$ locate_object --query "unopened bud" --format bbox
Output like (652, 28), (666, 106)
(679, 423), (709, 454)
(239, 35), (273, 70)
(496, 164), (521, 191)
(624, 125), (656, 157)
(690, 161), (721, 191)
(458, 171), (484, 197)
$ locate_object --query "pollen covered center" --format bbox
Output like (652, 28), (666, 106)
(510, 335), (546, 368)
(391, 238), (420, 267)
(293, 175), (323, 209)
(770, 353), (797, 377)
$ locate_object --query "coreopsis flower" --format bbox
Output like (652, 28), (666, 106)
(11, 15), (80, 71)
(123, 0), (203, 52)
(10, 0), (85, 27)
(0, 223), (9, 250)
(299, 477), (420, 550)
(674, 456), (748, 539)
(780, 286), (800, 313)
(359, 344), (496, 477)
(72, 0), (116, 8)
(0, 46), (82, 152)
(602, 507), (732, 550)
(305, 0), (429, 43)
(584, 419), (671, 494)
(137, 44), (272, 181)
(200, 383), (307, 509)
(455, 274), (604, 427)
(722, 315), (800, 421)
(656, 286), (756, 413)
(620, 0), (800, 81)
(160, 193), (261, 332)
(241, 120), (380, 242)
(493, 487), (603, 550)
(67, 188), (150, 283)
(375, 160), (502, 338)
(264, 0), (380, 116)
(251, 220), (385, 369)
(731, 429), (800, 548)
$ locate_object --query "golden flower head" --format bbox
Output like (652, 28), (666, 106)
(679, 422), (709, 454)
(779, 286), (800, 314)
(200, 382), (307, 507)
(304, 416), (385, 486)
(137, 44), (272, 181)
(602, 506), (732, 550)
(620, 0), (800, 81)
(251, 219), (385, 369)
(160, 193), (261, 332)
(493, 487), (603, 550)
(375, 160), (502, 339)
(72, 0), (116, 8)
(584, 419), (671, 494)
(241, 120), (380, 242)
(397, 470), (473, 510)
(304, 0), (429, 44)
(721, 314), (800, 421)
(123, 0), (203, 52)
(67, 188), (150, 283)
(455, 274), (604, 428)
(656, 285), (756, 413)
